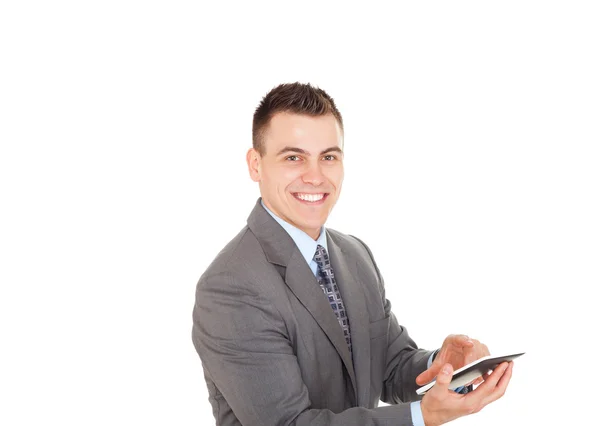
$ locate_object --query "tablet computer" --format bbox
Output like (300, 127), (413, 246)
(416, 352), (525, 395)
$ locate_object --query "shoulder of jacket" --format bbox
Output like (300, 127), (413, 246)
(327, 228), (373, 258)
(201, 225), (259, 277)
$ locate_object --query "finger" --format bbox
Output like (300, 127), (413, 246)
(462, 344), (478, 364)
(471, 376), (485, 386)
(462, 363), (509, 413)
(481, 362), (513, 406)
(471, 362), (509, 395)
(468, 339), (489, 360)
(481, 343), (490, 357)
(469, 339), (481, 353)
(454, 334), (474, 348)
(416, 364), (441, 386)
(444, 334), (473, 349)
(429, 363), (454, 398)
(466, 362), (492, 387)
(482, 369), (493, 382)
(465, 375), (485, 387)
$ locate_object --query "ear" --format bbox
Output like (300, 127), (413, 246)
(246, 148), (261, 182)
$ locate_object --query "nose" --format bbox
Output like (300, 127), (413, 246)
(302, 161), (325, 186)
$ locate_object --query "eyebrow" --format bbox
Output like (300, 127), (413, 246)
(276, 146), (343, 156)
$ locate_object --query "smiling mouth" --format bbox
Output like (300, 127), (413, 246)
(292, 192), (328, 204)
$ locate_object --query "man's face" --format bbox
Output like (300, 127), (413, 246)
(247, 112), (344, 240)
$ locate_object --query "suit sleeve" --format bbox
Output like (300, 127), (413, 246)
(192, 271), (417, 426)
(350, 236), (434, 404)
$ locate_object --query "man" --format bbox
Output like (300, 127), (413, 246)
(192, 83), (513, 425)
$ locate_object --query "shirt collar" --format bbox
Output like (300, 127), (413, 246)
(261, 200), (328, 266)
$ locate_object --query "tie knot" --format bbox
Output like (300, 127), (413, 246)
(313, 244), (330, 269)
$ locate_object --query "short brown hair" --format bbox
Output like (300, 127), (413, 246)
(252, 82), (344, 155)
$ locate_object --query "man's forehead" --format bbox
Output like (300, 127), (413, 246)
(264, 112), (343, 153)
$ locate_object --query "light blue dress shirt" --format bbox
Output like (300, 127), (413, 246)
(261, 201), (328, 276)
(261, 201), (428, 425)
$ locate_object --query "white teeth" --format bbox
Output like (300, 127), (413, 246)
(295, 193), (325, 202)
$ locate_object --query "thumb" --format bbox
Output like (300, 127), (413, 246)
(431, 363), (453, 396)
(416, 365), (438, 385)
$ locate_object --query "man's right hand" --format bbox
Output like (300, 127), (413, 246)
(420, 361), (514, 426)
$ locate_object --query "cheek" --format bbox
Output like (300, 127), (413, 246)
(280, 169), (303, 189)
(262, 169), (298, 196)
(325, 167), (344, 189)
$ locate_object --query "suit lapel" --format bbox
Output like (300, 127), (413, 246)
(327, 234), (371, 408)
(284, 252), (358, 399)
(247, 199), (359, 404)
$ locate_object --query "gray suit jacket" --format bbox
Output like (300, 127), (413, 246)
(192, 199), (434, 425)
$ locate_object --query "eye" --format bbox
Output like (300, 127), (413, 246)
(286, 155), (300, 161)
(323, 154), (337, 161)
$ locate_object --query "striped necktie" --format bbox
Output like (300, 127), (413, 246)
(313, 244), (352, 355)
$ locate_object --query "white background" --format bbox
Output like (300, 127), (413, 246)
(1, 1), (598, 425)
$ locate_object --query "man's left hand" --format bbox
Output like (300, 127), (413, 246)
(416, 334), (490, 387)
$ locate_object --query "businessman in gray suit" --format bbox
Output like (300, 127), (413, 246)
(192, 83), (513, 425)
